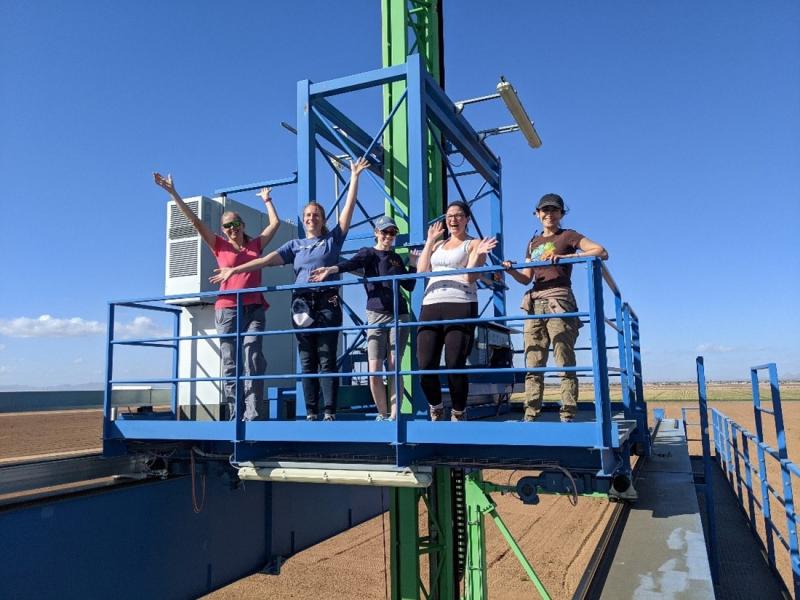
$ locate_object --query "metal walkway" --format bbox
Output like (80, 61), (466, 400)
(597, 419), (716, 599)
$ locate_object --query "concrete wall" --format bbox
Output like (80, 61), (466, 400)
(0, 389), (172, 413)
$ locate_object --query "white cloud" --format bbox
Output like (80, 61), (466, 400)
(0, 315), (104, 338)
(114, 316), (171, 340)
(0, 314), (170, 340)
(73, 357), (84, 365)
(0, 365), (9, 375)
(695, 343), (736, 354)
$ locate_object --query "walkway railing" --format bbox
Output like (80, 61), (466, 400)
(698, 358), (799, 597)
(103, 256), (647, 471)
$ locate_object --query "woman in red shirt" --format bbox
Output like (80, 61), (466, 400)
(154, 173), (281, 421)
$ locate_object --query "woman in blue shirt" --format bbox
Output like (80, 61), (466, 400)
(310, 215), (418, 421)
(211, 157), (370, 421)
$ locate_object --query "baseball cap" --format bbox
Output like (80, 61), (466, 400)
(374, 215), (398, 231)
(536, 193), (564, 211)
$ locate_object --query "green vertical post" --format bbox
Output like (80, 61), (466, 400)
(391, 488), (421, 600)
(430, 467), (459, 599)
(382, 0), (444, 417)
(383, 3), (451, 599)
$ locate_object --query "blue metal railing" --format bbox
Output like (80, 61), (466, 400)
(103, 256), (646, 464)
(700, 359), (800, 596)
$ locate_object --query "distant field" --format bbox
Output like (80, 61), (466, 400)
(511, 382), (800, 403)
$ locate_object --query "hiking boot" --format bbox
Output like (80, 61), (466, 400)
(306, 413), (318, 421)
(451, 409), (466, 422)
(323, 413), (336, 422)
(429, 404), (444, 421)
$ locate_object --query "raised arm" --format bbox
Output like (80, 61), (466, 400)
(338, 157), (370, 235)
(154, 173), (216, 250)
(255, 187), (281, 250)
(465, 237), (498, 284)
(416, 221), (445, 273)
(209, 251), (285, 284)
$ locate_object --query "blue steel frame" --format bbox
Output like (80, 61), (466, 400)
(101, 56), (648, 489)
(296, 54), (508, 417)
(701, 359), (800, 597)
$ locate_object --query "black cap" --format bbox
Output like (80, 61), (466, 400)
(536, 193), (564, 211)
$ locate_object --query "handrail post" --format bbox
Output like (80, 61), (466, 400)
(614, 295), (631, 420)
(628, 310), (649, 453)
(765, 363), (800, 596)
(740, 426), (758, 532)
(102, 303), (122, 455)
(586, 258), (612, 449)
(392, 279), (406, 447)
(171, 309), (180, 418)
(695, 356), (720, 583)
(751, 367), (777, 569)
(234, 292), (244, 441)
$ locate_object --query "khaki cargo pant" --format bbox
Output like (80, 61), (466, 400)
(523, 297), (580, 419)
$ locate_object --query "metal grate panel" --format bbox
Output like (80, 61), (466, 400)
(169, 201), (199, 240)
(169, 239), (199, 278)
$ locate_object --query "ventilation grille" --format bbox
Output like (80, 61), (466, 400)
(169, 239), (199, 278)
(169, 201), (200, 240)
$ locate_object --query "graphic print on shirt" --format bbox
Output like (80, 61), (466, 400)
(529, 241), (557, 262)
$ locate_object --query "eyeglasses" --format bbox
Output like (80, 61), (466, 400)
(222, 220), (242, 230)
(379, 229), (398, 237)
(446, 213), (466, 220)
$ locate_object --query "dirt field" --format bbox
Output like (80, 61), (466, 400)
(3, 396), (799, 598)
(0, 409), (102, 463)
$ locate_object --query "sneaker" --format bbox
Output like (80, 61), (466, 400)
(306, 413), (318, 421)
(323, 413), (336, 422)
(560, 413), (575, 423)
(523, 414), (538, 423)
(375, 414), (389, 422)
(451, 409), (466, 422)
(429, 404), (444, 421)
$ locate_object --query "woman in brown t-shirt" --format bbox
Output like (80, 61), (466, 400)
(502, 193), (608, 423)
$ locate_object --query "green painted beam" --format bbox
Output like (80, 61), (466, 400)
(391, 488), (422, 600)
(465, 474), (551, 600)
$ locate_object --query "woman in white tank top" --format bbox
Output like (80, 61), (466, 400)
(415, 201), (497, 421)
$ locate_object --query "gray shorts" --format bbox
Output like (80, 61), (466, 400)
(366, 310), (410, 361)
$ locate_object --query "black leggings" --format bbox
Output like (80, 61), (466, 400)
(416, 302), (477, 411)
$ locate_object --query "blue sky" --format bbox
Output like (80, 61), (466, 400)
(1, 1), (798, 386)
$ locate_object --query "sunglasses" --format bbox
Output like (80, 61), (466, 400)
(379, 229), (399, 237)
(222, 220), (242, 230)
(537, 206), (561, 213)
